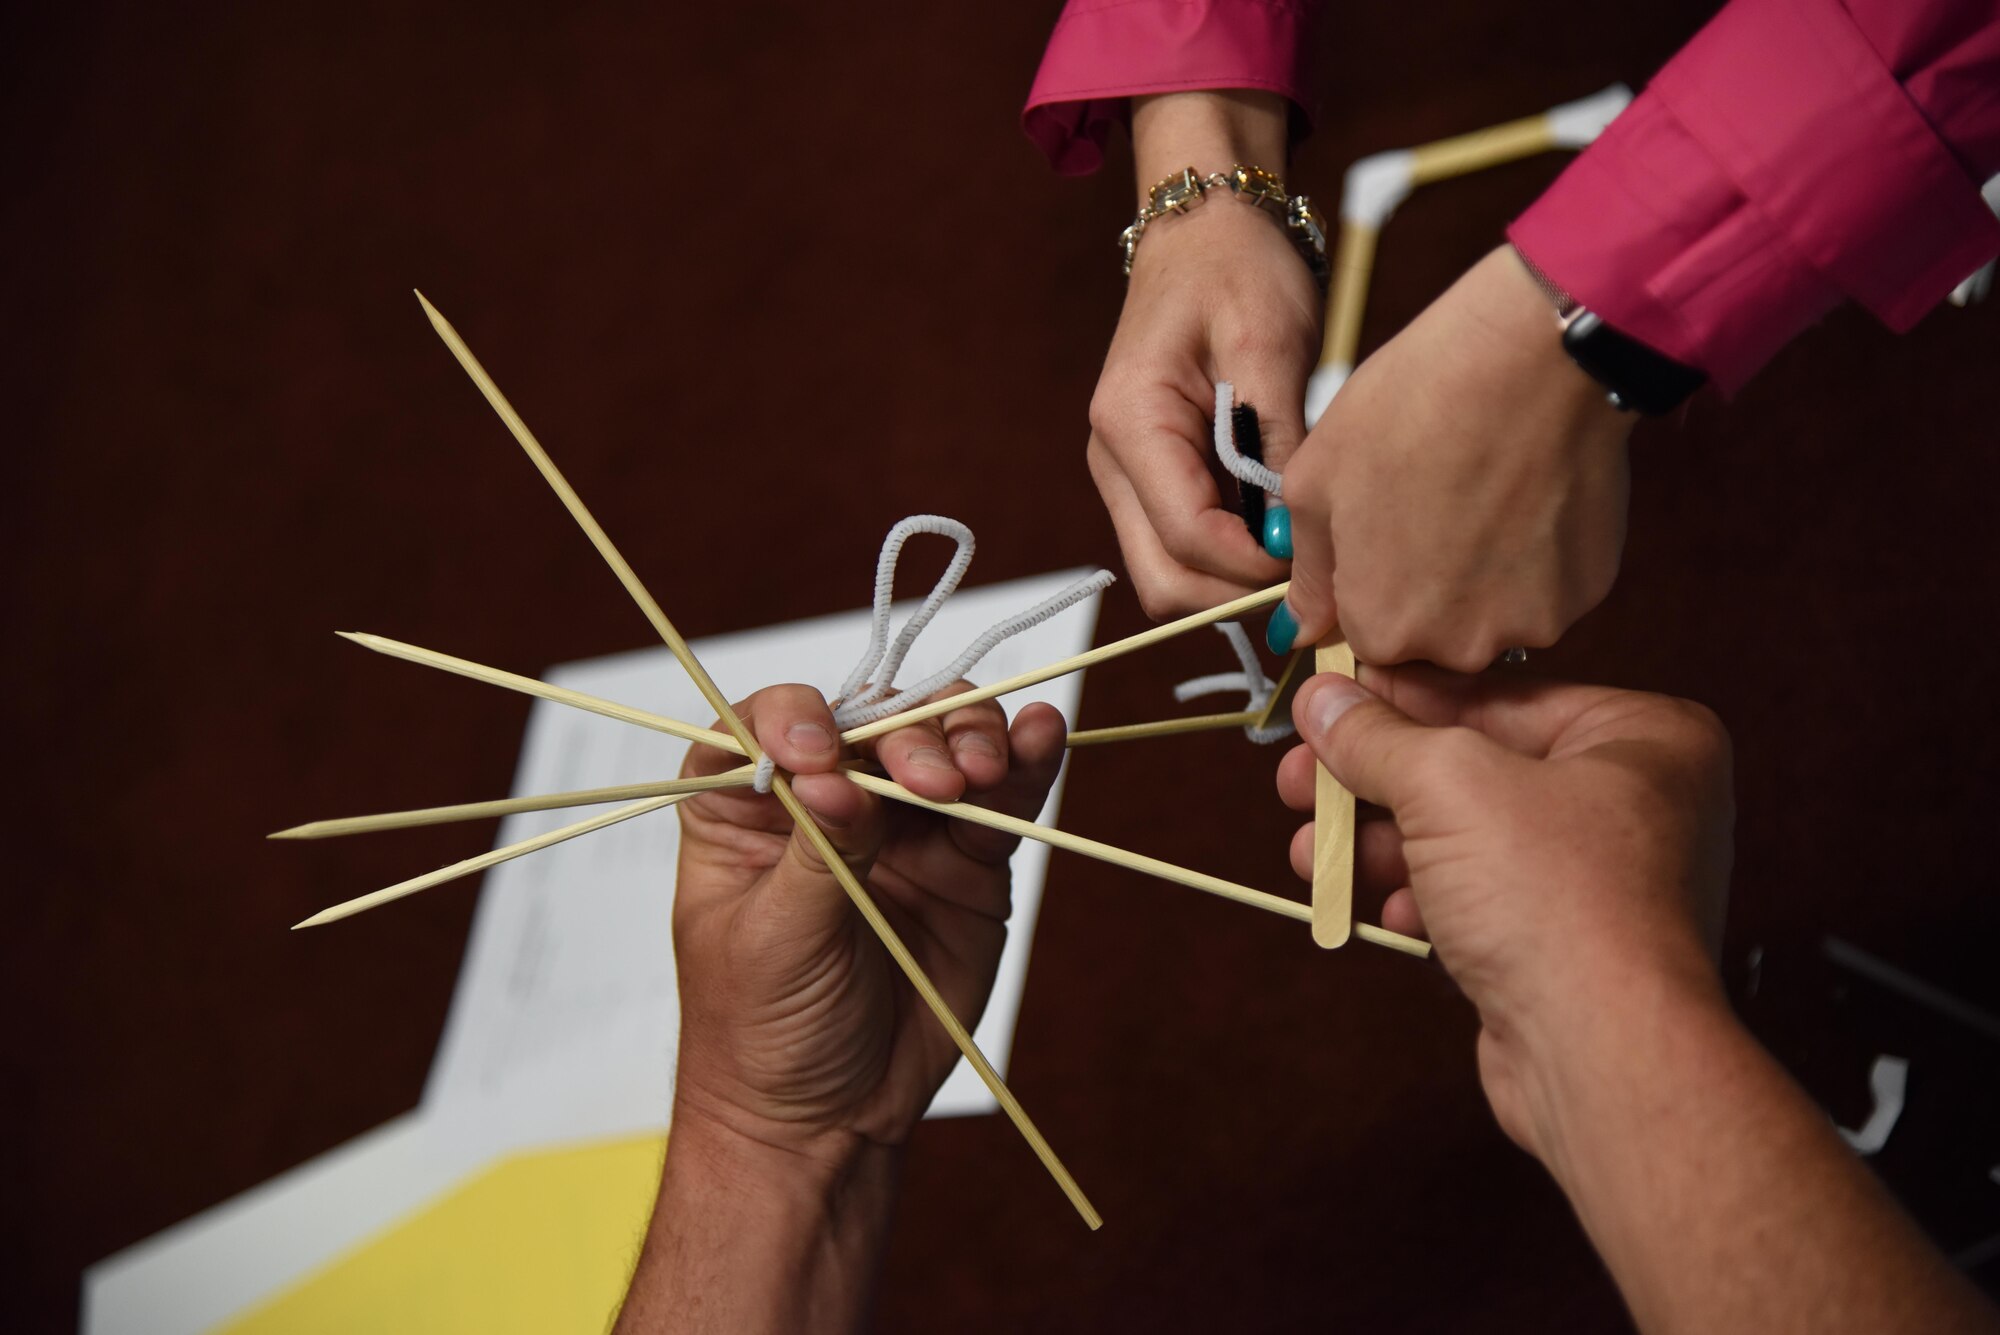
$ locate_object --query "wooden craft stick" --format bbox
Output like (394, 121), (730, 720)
(293, 793), (685, 928)
(1252, 646), (1310, 732)
(842, 582), (1290, 746)
(1310, 637), (1358, 949)
(1064, 710), (1259, 748)
(417, 293), (1100, 1229)
(851, 772), (1429, 958)
(270, 768), (756, 840)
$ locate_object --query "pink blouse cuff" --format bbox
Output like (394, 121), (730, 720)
(1023, 0), (1318, 177)
(1509, 0), (2000, 395)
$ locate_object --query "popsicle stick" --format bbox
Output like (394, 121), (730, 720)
(270, 767), (756, 840)
(855, 772), (1429, 958)
(1065, 710), (1258, 748)
(1252, 646), (1310, 732)
(841, 582), (1289, 746)
(1311, 637), (1358, 949)
(294, 792), (685, 928)
(418, 292), (1099, 1229)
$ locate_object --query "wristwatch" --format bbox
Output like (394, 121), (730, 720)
(1514, 249), (1706, 416)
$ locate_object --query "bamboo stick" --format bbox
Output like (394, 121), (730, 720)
(338, 631), (737, 751)
(1253, 647), (1309, 732)
(1065, 710), (1258, 748)
(1310, 638), (1358, 949)
(293, 793), (685, 928)
(1319, 221), (1380, 375)
(851, 772), (1429, 958)
(1406, 112), (1557, 185)
(417, 292), (1100, 1230)
(270, 768), (756, 840)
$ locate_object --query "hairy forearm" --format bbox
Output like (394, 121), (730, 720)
(1130, 89), (1289, 196)
(615, 1111), (901, 1335)
(1519, 973), (1994, 1334)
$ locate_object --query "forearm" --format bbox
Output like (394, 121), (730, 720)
(1130, 90), (1289, 196)
(615, 1110), (901, 1335)
(1518, 971), (1994, 1334)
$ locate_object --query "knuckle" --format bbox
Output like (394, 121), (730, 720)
(1136, 580), (1199, 622)
(1669, 698), (1732, 767)
(1086, 379), (1141, 439)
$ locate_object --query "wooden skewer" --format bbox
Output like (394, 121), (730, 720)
(416, 292), (1100, 1230)
(840, 582), (1290, 746)
(1065, 644), (1308, 749)
(1065, 710), (1259, 748)
(337, 631), (737, 751)
(1310, 638), (1358, 949)
(293, 793), (686, 928)
(1253, 646), (1310, 732)
(270, 768), (756, 840)
(1406, 110), (1558, 186)
(1318, 220), (1380, 378)
(851, 771), (1308, 922)
(850, 771), (1429, 958)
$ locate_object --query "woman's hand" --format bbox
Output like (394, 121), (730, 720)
(1087, 90), (1317, 619)
(1270, 247), (1634, 668)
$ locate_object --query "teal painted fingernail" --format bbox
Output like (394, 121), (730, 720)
(1265, 601), (1298, 654)
(1262, 504), (1292, 559)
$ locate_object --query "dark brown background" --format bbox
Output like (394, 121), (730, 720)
(6, 3), (1997, 1331)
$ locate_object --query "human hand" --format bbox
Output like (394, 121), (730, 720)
(1269, 246), (1634, 669)
(1087, 90), (1315, 619)
(1278, 665), (1734, 1157)
(668, 683), (1067, 1162)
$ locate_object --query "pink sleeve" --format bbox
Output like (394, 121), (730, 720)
(1022, 0), (1320, 177)
(1508, 0), (2000, 395)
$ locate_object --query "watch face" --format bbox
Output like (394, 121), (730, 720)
(1561, 311), (1706, 416)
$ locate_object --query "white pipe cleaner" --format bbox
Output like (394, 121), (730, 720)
(1172, 621), (1295, 744)
(1213, 381), (1283, 497)
(752, 516), (1114, 793)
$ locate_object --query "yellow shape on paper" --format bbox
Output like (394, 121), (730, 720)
(221, 1133), (666, 1335)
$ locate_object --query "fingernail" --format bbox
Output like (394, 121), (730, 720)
(909, 745), (955, 772)
(1265, 601), (1298, 654)
(786, 722), (833, 754)
(952, 733), (1001, 761)
(1305, 675), (1367, 738)
(1262, 504), (1292, 559)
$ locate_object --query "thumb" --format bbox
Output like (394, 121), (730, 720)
(1291, 672), (1464, 811)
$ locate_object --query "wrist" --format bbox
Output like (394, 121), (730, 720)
(1497, 954), (1735, 1180)
(1131, 90), (1288, 198)
(620, 1103), (902, 1333)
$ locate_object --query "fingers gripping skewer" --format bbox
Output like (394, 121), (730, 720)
(414, 293), (1101, 1229)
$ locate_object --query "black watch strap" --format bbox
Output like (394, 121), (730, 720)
(1514, 248), (1706, 416)
(1560, 310), (1707, 416)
